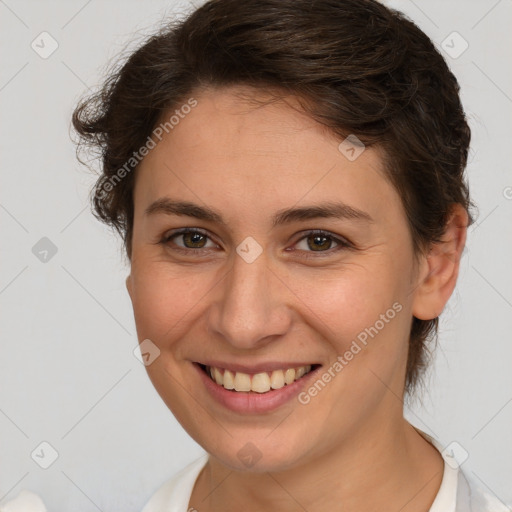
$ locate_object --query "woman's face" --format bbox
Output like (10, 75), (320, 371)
(127, 85), (425, 472)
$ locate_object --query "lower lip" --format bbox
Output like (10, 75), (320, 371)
(193, 363), (321, 414)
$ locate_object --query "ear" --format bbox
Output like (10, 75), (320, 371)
(412, 204), (468, 320)
(126, 274), (133, 301)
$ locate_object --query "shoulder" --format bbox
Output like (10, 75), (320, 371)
(415, 428), (509, 512)
(0, 490), (47, 512)
(456, 469), (511, 512)
(141, 455), (208, 512)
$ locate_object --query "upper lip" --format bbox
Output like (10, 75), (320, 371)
(196, 360), (320, 374)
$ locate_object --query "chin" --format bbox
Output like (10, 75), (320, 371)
(198, 431), (313, 474)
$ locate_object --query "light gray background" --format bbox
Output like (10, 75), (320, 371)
(0, 0), (511, 510)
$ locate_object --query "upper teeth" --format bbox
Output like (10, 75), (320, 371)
(207, 365), (312, 393)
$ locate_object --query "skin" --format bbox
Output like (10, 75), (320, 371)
(126, 85), (468, 511)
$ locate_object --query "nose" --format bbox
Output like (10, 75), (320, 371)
(207, 249), (292, 350)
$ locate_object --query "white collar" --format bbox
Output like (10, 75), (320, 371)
(416, 429), (459, 512)
(143, 431), (461, 512)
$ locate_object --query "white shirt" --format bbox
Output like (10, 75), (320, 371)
(1, 435), (508, 512)
(142, 434), (510, 512)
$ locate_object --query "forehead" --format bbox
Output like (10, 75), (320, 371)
(134, 85), (399, 226)
(164, 85), (348, 158)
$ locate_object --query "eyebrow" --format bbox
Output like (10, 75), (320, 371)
(144, 198), (374, 227)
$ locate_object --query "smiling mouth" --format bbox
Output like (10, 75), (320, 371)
(199, 364), (320, 394)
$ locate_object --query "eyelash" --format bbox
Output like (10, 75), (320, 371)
(159, 228), (352, 258)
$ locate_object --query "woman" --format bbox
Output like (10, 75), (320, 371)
(71, 0), (509, 510)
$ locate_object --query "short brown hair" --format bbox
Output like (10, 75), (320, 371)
(72, 0), (473, 394)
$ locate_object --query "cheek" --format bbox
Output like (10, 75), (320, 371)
(129, 260), (213, 343)
(282, 258), (412, 399)
(284, 262), (404, 345)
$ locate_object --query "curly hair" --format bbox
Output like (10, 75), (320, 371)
(72, 0), (473, 394)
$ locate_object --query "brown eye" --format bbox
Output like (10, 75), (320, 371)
(292, 230), (352, 257)
(161, 229), (217, 251)
(182, 231), (208, 248)
(306, 234), (333, 251)
(295, 232), (340, 252)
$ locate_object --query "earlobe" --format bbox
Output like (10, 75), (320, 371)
(412, 204), (468, 320)
(126, 274), (133, 300)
